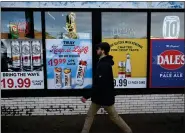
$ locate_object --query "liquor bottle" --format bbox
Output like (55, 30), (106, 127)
(125, 53), (131, 78)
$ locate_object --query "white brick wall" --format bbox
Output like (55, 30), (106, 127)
(1, 94), (184, 116)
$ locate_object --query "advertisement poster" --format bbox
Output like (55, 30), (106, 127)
(1, 39), (44, 89)
(103, 39), (147, 88)
(150, 39), (185, 88)
(46, 39), (92, 89)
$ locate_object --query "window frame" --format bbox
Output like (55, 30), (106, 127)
(1, 8), (184, 98)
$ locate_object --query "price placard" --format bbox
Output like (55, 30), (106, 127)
(103, 39), (147, 88)
(114, 78), (146, 88)
(1, 72), (44, 89)
(46, 39), (92, 89)
(48, 58), (66, 66)
(1, 39), (44, 89)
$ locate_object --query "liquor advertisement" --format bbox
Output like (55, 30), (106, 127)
(1, 39), (44, 89)
(46, 39), (92, 89)
(150, 39), (185, 88)
(103, 39), (147, 88)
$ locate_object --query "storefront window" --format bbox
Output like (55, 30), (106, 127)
(45, 12), (92, 89)
(1, 11), (42, 39)
(102, 12), (147, 39)
(45, 12), (92, 39)
(102, 12), (147, 88)
(150, 12), (184, 88)
(1, 11), (44, 89)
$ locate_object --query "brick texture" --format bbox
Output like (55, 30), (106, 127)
(1, 94), (184, 116)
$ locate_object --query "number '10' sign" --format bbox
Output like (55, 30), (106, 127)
(163, 16), (180, 39)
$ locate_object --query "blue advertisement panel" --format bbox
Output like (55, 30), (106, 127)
(150, 39), (185, 88)
(46, 39), (92, 89)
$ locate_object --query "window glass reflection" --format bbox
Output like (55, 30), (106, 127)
(151, 12), (184, 39)
(1, 11), (42, 39)
(45, 12), (92, 39)
(102, 12), (147, 39)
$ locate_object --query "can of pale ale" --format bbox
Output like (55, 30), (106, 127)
(75, 60), (87, 86)
(54, 67), (62, 89)
(63, 68), (72, 89)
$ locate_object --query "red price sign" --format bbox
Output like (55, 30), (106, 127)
(1, 78), (31, 89)
(48, 58), (66, 66)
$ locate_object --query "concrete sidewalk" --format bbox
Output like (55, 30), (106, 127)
(1, 114), (184, 133)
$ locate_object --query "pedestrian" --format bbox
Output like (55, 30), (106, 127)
(81, 42), (132, 133)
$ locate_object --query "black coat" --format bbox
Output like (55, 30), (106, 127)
(84, 55), (115, 106)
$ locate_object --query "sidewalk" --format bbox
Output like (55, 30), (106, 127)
(2, 114), (184, 133)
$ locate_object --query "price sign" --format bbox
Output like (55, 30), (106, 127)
(1, 78), (31, 88)
(114, 79), (127, 87)
(1, 72), (44, 89)
(163, 16), (180, 39)
(1, 39), (44, 89)
(48, 58), (66, 66)
(113, 78), (146, 88)
(104, 39), (147, 89)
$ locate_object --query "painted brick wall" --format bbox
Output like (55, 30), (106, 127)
(1, 94), (184, 116)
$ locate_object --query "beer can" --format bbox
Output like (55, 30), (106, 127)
(63, 68), (72, 89)
(22, 41), (31, 68)
(75, 60), (87, 86)
(54, 67), (62, 89)
(9, 23), (19, 39)
(118, 61), (125, 79)
(32, 40), (41, 67)
(11, 40), (21, 67)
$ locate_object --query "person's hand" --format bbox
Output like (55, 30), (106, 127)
(81, 97), (87, 103)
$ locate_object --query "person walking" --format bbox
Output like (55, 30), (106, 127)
(81, 42), (132, 133)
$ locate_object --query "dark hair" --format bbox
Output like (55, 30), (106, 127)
(96, 42), (110, 55)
